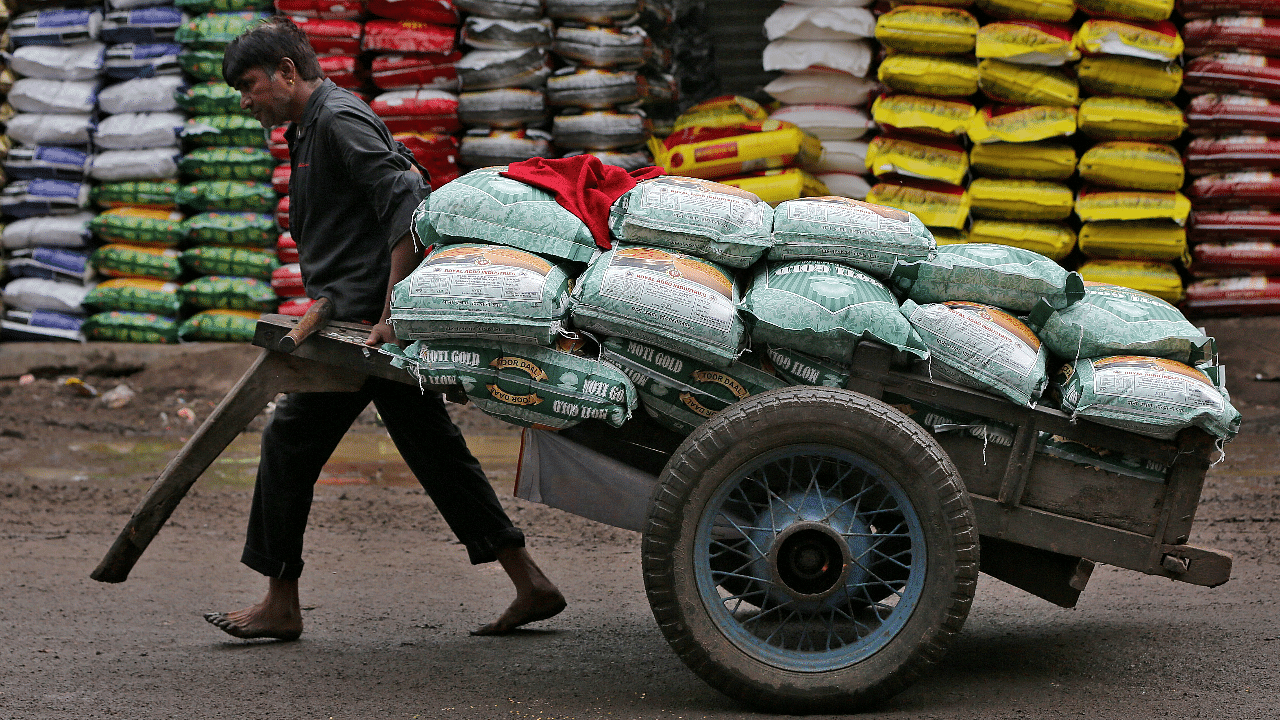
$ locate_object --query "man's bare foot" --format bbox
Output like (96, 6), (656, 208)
(205, 577), (302, 641)
(470, 587), (567, 636)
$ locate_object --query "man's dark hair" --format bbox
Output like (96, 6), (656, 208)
(222, 16), (323, 87)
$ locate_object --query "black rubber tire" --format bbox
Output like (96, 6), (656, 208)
(642, 387), (978, 713)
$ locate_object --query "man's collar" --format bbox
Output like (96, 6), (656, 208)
(286, 78), (336, 144)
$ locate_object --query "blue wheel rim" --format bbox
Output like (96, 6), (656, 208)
(693, 444), (928, 672)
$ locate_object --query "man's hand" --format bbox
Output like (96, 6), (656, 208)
(364, 320), (402, 348)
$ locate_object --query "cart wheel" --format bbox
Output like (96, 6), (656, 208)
(643, 387), (978, 713)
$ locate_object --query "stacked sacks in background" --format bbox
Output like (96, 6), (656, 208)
(760, 0), (876, 202)
(1181, 0), (1280, 315)
(169, 1), (279, 342)
(455, 0), (554, 170)
(545, 0), (675, 170)
(1071, 0), (1189, 305)
(0, 6), (101, 342)
(650, 95), (827, 203)
(869, 1), (980, 245)
(965, 0), (1082, 259)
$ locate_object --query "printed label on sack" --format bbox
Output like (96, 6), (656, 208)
(599, 247), (736, 334)
(408, 245), (551, 305)
(784, 196), (914, 239)
(914, 301), (1041, 382)
(1091, 356), (1224, 413)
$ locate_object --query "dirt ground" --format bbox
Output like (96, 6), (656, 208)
(1, 317), (1278, 719)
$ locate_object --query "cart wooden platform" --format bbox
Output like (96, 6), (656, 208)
(92, 314), (1233, 713)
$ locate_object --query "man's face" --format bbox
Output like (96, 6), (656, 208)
(233, 66), (291, 128)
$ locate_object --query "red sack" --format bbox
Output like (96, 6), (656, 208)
(1184, 276), (1280, 316)
(274, 0), (366, 19)
(1185, 53), (1280, 98)
(293, 18), (363, 55)
(1177, 0), (1280, 19)
(369, 89), (460, 133)
(1184, 17), (1280, 56)
(1189, 171), (1280, 208)
(367, 0), (459, 25)
(1190, 209), (1280, 241)
(318, 54), (364, 89)
(1186, 94), (1280, 136)
(272, 163), (291, 195)
(1192, 241), (1280, 276)
(1186, 135), (1280, 176)
(394, 132), (461, 189)
(276, 194), (291, 230)
(370, 51), (460, 90)
(276, 231), (298, 264)
(362, 20), (456, 54)
(277, 296), (315, 316)
(269, 126), (290, 161)
(272, 263), (306, 298)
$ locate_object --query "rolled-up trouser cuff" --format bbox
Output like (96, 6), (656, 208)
(464, 526), (526, 565)
(241, 545), (305, 580)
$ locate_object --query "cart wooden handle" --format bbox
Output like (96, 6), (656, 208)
(277, 296), (333, 353)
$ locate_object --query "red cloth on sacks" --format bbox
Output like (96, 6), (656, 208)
(500, 155), (663, 250)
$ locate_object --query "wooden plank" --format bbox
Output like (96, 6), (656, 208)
(1155, 430), (1216, 547)
(979, 535), (1094, 608)
(253, 314), (426, 387)
(1159, 543), (1233, 588)
(997, 416), (1037, 507)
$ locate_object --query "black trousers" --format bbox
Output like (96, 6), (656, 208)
(241, 375), (525, 580)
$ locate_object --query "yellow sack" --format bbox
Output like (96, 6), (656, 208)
(1077, 97), (1186, 141)
(890, 0), (975, 8)
(672, 95), (769, 132)
(969, 140), (1077, 180)
(651, 123), (823, 180)
(866, 179), (971, 229)
(1077, 260), (1185, 303)
(1077, 55), (1183, 100)
(1079, 220), (1189, 263)
(865, 135), (969, 185)
(878, 54), (979, 97)
(968, 104), (1077, 144)
(975, 20), (1080, 66)
(1076, 0), (1174, 22)
(969, 178), (1074, 220)
(978, 59), (1079, 107)
(875, 6), (979, 55)
(1078, 142), (1184, 191)
(975, 0), (1076, 22)
(1075, 188), (1192, 224)
(931, 227), (970, 245)
(719, 168), (829, 205)
(968, 219), (1077, 260)
(1075, 19), (1184, 62)
(871, 94), (976, 137)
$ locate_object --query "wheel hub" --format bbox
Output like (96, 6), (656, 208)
(746, 492), (875, 609)
(773, 523), (849, 598)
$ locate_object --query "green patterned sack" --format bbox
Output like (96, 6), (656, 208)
(175, 81), (248, 116)
(82, 278), (181, 315)
(1051, 356), (1240, 440)
(384, 338), (637, 430)
(91, 244), (183, 281)
(179, 49), (225, 82)
(570, 245), (745, 368)
(601, 336), (786, 435)
(608, 176), (774, 269)
(1026, 283), (1212, 364)
(178, 308), (262, 342)
(90, 208), (187, 246)
(174, 12), (269, 49)
(82, 311), (179, 343)
(741, 260), (928, 364)
(421, 167), (598, 263)
(181, 246), (279, 279)
(180, 275), (278, 311)
(765, 345), (850, 387)
(890, 243), (1086, 314)
(177, 180), (276, 213)
(389, 243), (572, 346)
(769, 196), (938, 278)
(184, 115), (268, 148)
(901, 299), (1048, 406)
(179, 147), (275, 182)
(92, 181), (179, 210)
(183, 211), (278, 248)
(175, 0), (275, 14)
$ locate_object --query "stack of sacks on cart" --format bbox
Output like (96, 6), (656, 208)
(381, 161), (1239, 481)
